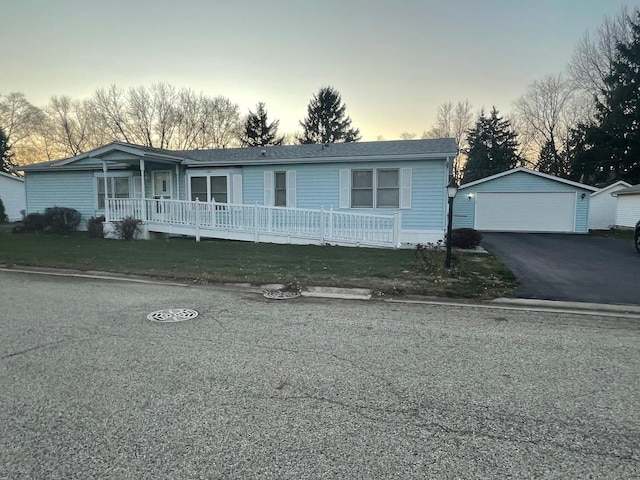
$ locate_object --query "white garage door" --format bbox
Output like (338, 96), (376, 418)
(475, 192), (576, 232)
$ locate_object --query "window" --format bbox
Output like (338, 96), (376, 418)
(210, 176), (228, 203)
(189, 175), (228, 203)
(97, 176), (133, 209)
(376, 169), (399, 208)
(274, 172), (286, 207)
(351, 170), (373, 208)
(190, 177), (207, 201)
(351, 169), (399, 208)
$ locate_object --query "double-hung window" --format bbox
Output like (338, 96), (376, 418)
(189, 175), (228, 203)
(351, 169), (399, 208)
(274, 172), (287, 207)
(97, 176), (135, 209)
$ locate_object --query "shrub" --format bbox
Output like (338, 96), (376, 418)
(87, 215), (105, 238)
(0, 198), (6, 223)
(414, 241), (446, 274)
(21, 212), (48, 232)
(44, 207), (81, 234)
(450, 228), (482, 249)
(114, 216), (142, 241)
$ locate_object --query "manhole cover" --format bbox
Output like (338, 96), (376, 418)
(262, 290), (301, 300)
(147, 308), (199, 323)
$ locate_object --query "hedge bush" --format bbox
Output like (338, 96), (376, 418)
(0, 198), (6, 223)
(449, 228), (482, 249)
(44, 207), (81, 234)
(114, 216), (142, 241)
(87, 215), (105, 238)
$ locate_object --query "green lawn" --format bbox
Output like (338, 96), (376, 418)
(0, 228), (518, 299)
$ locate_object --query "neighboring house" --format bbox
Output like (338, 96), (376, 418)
(20, 139), (458, 247)
(452, 167), (597, 233)
(613, 184), (640, 228)
(0, 171), (26, 221)
(589, 180), (632, 230)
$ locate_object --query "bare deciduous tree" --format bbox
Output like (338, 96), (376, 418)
(422, 100), (473, 179)
(513, 73), (593, 176)
(0, 92), (43, 148)
(568, 5), (636, 105)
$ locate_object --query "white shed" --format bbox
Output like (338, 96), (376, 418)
(613, 184), (640, 228)
(0, 171), (26, 221)
(589, 180), (631, 230)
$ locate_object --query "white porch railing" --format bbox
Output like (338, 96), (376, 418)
(106, 198), (401, 248)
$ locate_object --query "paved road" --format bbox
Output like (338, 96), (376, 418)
(482, 233), (640, 305)
(1, 271), (639, 479)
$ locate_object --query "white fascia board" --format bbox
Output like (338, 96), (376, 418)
(183, 153), (451, 168)
(458, 167), (599, 192)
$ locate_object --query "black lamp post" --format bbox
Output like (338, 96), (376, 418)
(445, 176), (459, 268)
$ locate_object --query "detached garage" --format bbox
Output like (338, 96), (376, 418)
(452, 168), (597, 233)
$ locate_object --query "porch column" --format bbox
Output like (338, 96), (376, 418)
(140, 159), (147, 221)
(102, 161), (109, 221)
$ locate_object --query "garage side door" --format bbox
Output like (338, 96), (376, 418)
(475, 192), (576, 232)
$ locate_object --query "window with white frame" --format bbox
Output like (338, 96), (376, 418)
(96, 175), (139, 209)
(189, 175), (228, 203)
(351, 168), (399, 208)
(264, 171), (296, 208)
(274, 172), (287, 207)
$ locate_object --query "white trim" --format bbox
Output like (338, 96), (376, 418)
(232, 174), (243, 204)
(0, 171), (24, 182)
(400, 167), (412, 209)
(264, 171), (274, 206)
(286, 171), (297, 208)
(590, 180), (632, 198)
(94, 173), (137, 210)
(459, 167), (598, 192)
(339, 169), (350, 209)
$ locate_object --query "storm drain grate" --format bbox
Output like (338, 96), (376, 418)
(147, 308), (199, 323)
(262, 290), (301, 300)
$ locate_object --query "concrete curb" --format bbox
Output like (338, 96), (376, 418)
(2, 265), (639, 317)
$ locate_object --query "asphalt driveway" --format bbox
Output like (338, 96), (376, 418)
(482, 233), (640, 305)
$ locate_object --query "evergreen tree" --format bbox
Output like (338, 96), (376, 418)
(0, 128), (15, 173)
(461, 107), (521, 183)
(572, 13), (640, 185)
(240, 102), (284, 147)
(298, 86), (361, 144)
(537, 139), (570, 178)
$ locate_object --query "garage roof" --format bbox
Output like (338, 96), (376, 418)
(458, 167), (598, 192)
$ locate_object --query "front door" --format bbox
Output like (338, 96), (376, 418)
(153, 171), (172, 199)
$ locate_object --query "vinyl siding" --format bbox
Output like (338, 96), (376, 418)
(25, 171), (97, 225)
(453, 170), (593, 233)
(589, 184), (629, 230)
(0, 175), (26, 221)
(615, 195), (640, 228)
(242, 159), (448, 230)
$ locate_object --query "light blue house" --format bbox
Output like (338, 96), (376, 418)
(21, 138), (458, 247)
(452, 168), (597, 233)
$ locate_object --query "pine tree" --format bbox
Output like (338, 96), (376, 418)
(572, 12), (640, 185)
(240, 103), (284, 147)
(0, 128), (15, 173)
(537, 139), (570, 178)
(298, 86), (361, 144)
(461, 107), (521, 183)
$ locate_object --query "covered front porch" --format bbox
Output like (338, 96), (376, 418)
(105, 197), (402, 248)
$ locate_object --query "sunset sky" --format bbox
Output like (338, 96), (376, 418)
(1, 0), (636, 141)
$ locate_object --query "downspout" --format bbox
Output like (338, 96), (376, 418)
(102, 161), (109, 221)
(140, 159), (147, 221)
(175, 164), (180, 200)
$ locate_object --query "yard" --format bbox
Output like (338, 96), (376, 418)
(0, 226), (517, 299)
